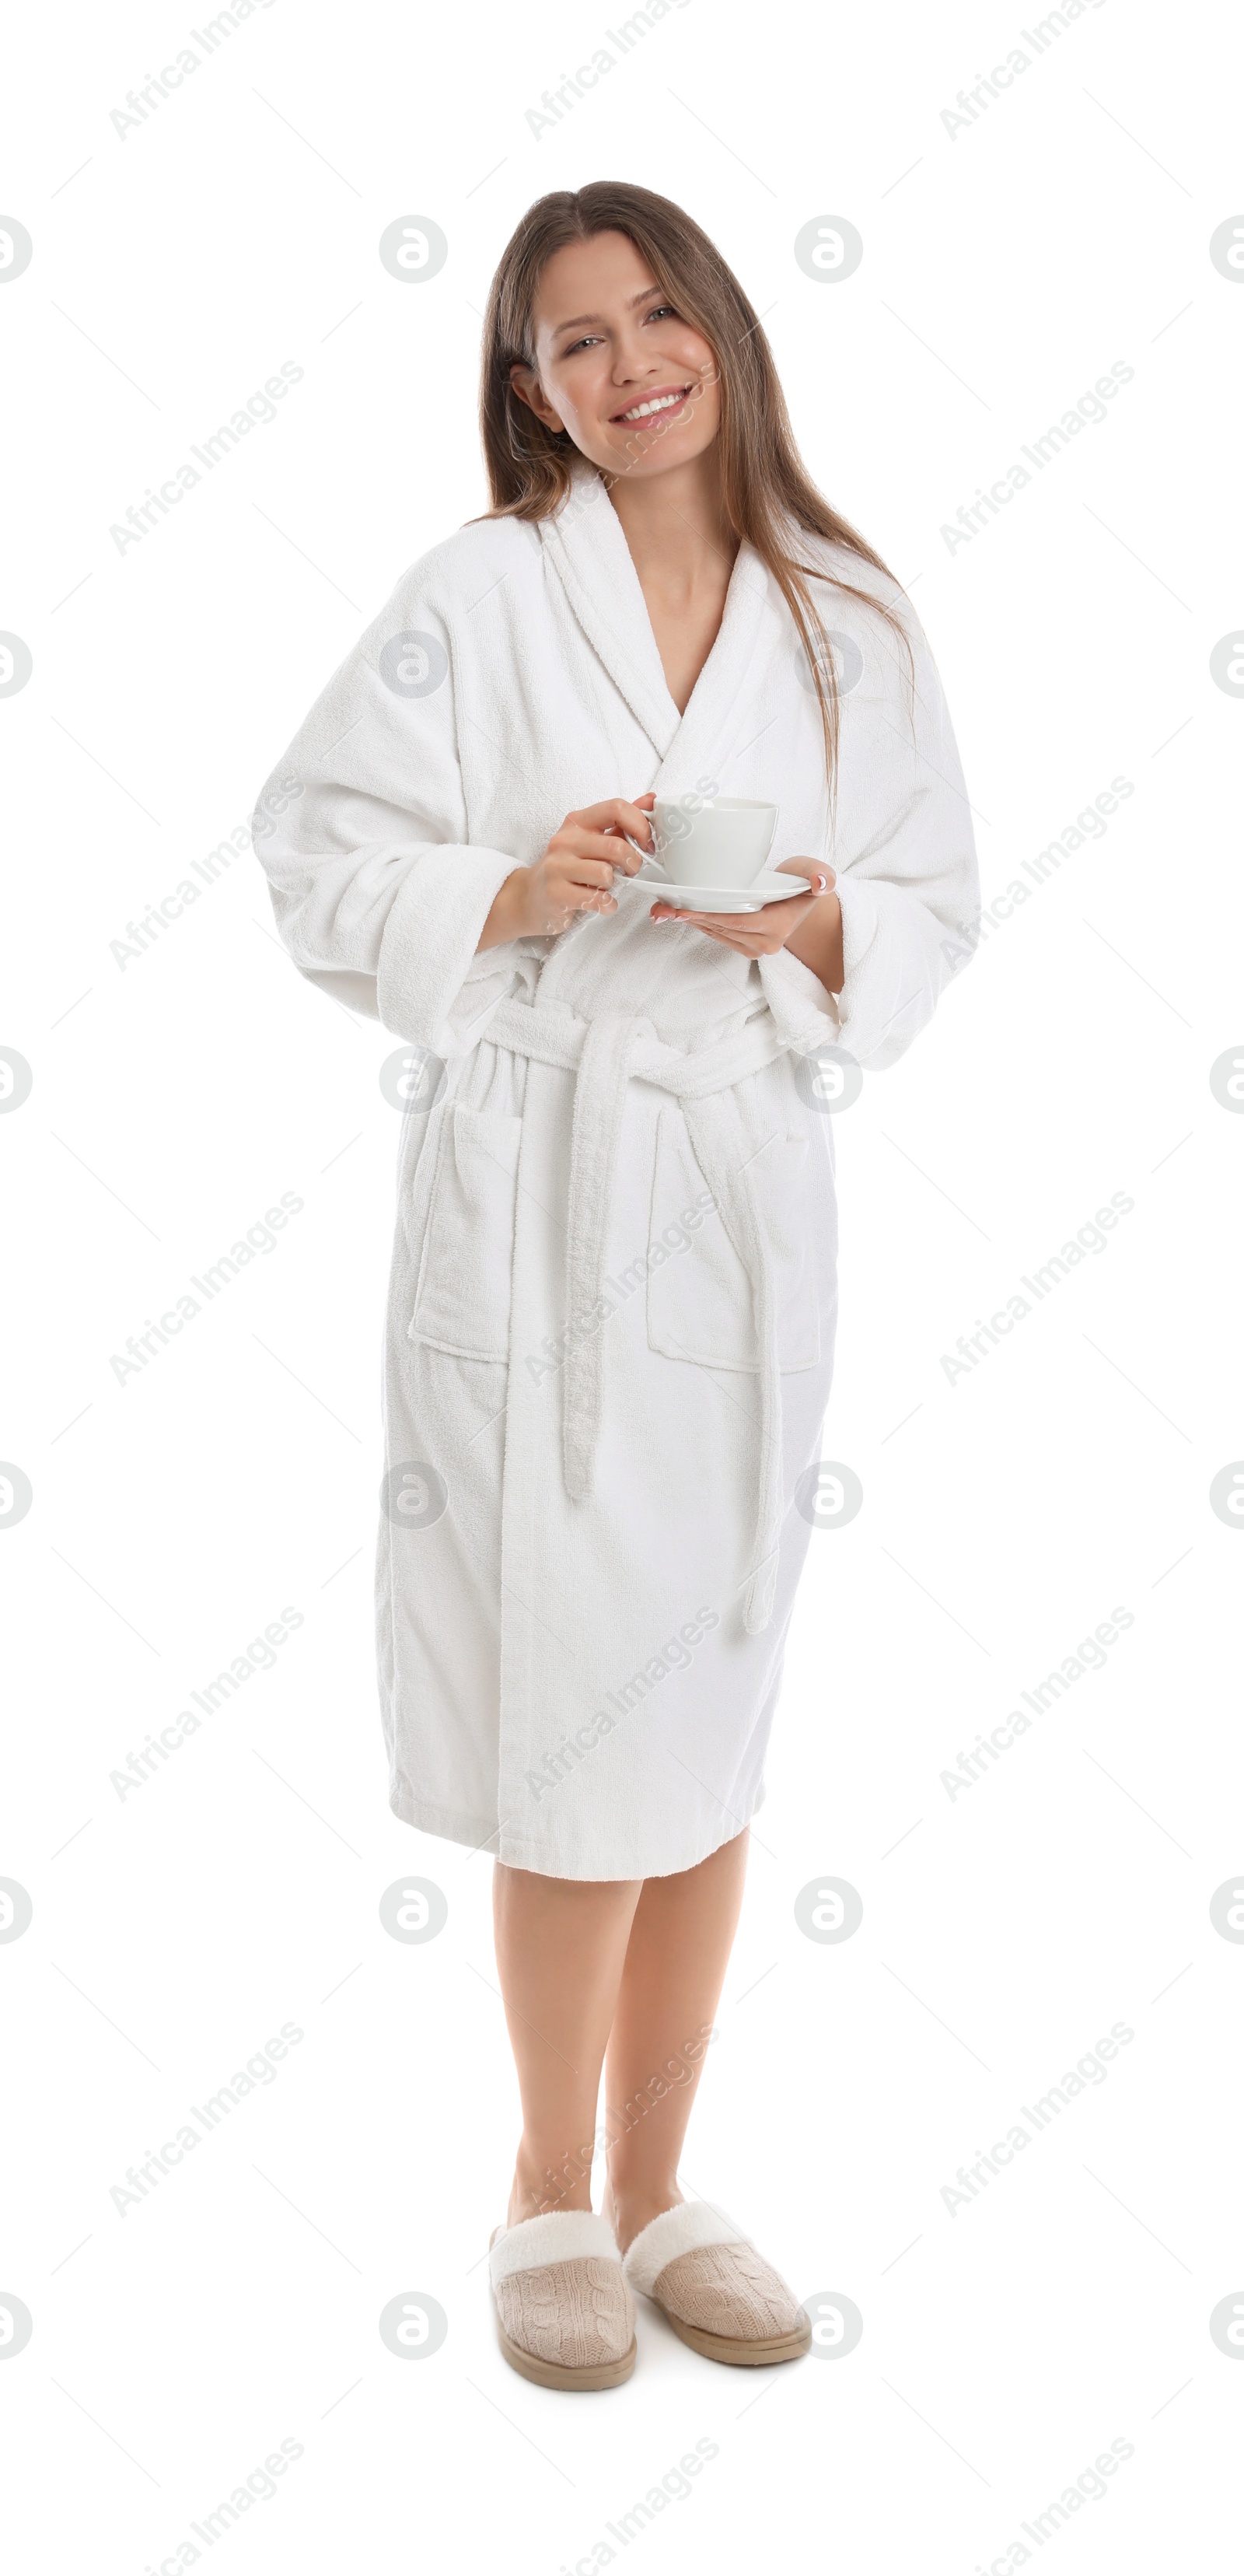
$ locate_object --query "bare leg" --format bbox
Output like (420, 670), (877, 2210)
(493, 1862), (641, 2228)
(600, 1827), (749, 2252)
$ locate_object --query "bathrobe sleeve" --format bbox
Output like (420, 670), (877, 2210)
(250, 556), (536, 1054)
(761, 565), (980, 1072)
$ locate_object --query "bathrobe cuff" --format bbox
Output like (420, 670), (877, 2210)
(831, 871), (945, 1071)
(756, 945), (838, 1040)
(375, 844), (525, 1052)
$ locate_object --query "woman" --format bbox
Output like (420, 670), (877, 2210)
(253, 182), (978, 2391)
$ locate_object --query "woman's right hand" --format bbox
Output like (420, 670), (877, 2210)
(477, 796), (655, 950)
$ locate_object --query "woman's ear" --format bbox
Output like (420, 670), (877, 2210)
(509, 362), (564, 434)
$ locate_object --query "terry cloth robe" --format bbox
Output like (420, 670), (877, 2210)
(253, 456), (979, 1880)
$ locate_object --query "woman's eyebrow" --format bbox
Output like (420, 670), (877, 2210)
(550, 287), (663, 336)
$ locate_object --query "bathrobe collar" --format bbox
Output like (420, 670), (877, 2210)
(538, 457), (791, 794)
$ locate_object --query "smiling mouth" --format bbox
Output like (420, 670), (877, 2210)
(610, 383), (696, 425)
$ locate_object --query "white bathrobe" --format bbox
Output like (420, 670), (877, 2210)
(253, 457), (978, 1879)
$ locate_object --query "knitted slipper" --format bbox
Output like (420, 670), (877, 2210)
(489, 2213), (637, 2391)
(623, 2201), (810, 2366)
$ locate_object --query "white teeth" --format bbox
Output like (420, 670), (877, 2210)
(617, 390), (688, 423)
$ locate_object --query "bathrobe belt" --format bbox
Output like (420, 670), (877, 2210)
(486, 996), (797, 1636)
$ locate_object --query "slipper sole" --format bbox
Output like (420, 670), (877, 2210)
(494, 2312), (637, 2390)
(657, 2306), (812, 2366)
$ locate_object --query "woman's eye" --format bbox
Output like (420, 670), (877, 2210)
(561, 306), (675, 353)
(560, 305), (674, 355)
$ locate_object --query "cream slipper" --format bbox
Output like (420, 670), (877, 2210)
(622, 2200), (810, 2366)
(488, 2212), (637, 2390)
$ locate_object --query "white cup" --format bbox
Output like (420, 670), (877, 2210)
(649, 795), (777, 887)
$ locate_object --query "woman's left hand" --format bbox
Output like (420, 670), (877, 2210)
(650, 860), (844, 993)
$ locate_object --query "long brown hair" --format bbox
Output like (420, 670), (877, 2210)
(477, 180), (913, 805)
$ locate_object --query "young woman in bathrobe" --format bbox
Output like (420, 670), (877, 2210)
(254, 181), (978, 2388)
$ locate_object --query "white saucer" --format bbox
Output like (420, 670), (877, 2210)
(644, 870), (813, 913)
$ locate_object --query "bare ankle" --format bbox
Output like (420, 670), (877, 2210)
(508, 2145), (595, 2228)
(603, 2174), (683, 2253)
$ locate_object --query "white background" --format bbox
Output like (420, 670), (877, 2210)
(2, 1), (1242, 2567)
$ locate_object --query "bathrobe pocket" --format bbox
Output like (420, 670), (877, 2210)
(645, 1109), (819, 1374)
(411, 1102), (522, 1361)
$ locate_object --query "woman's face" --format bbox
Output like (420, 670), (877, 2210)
(510, 229), (721, 481)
